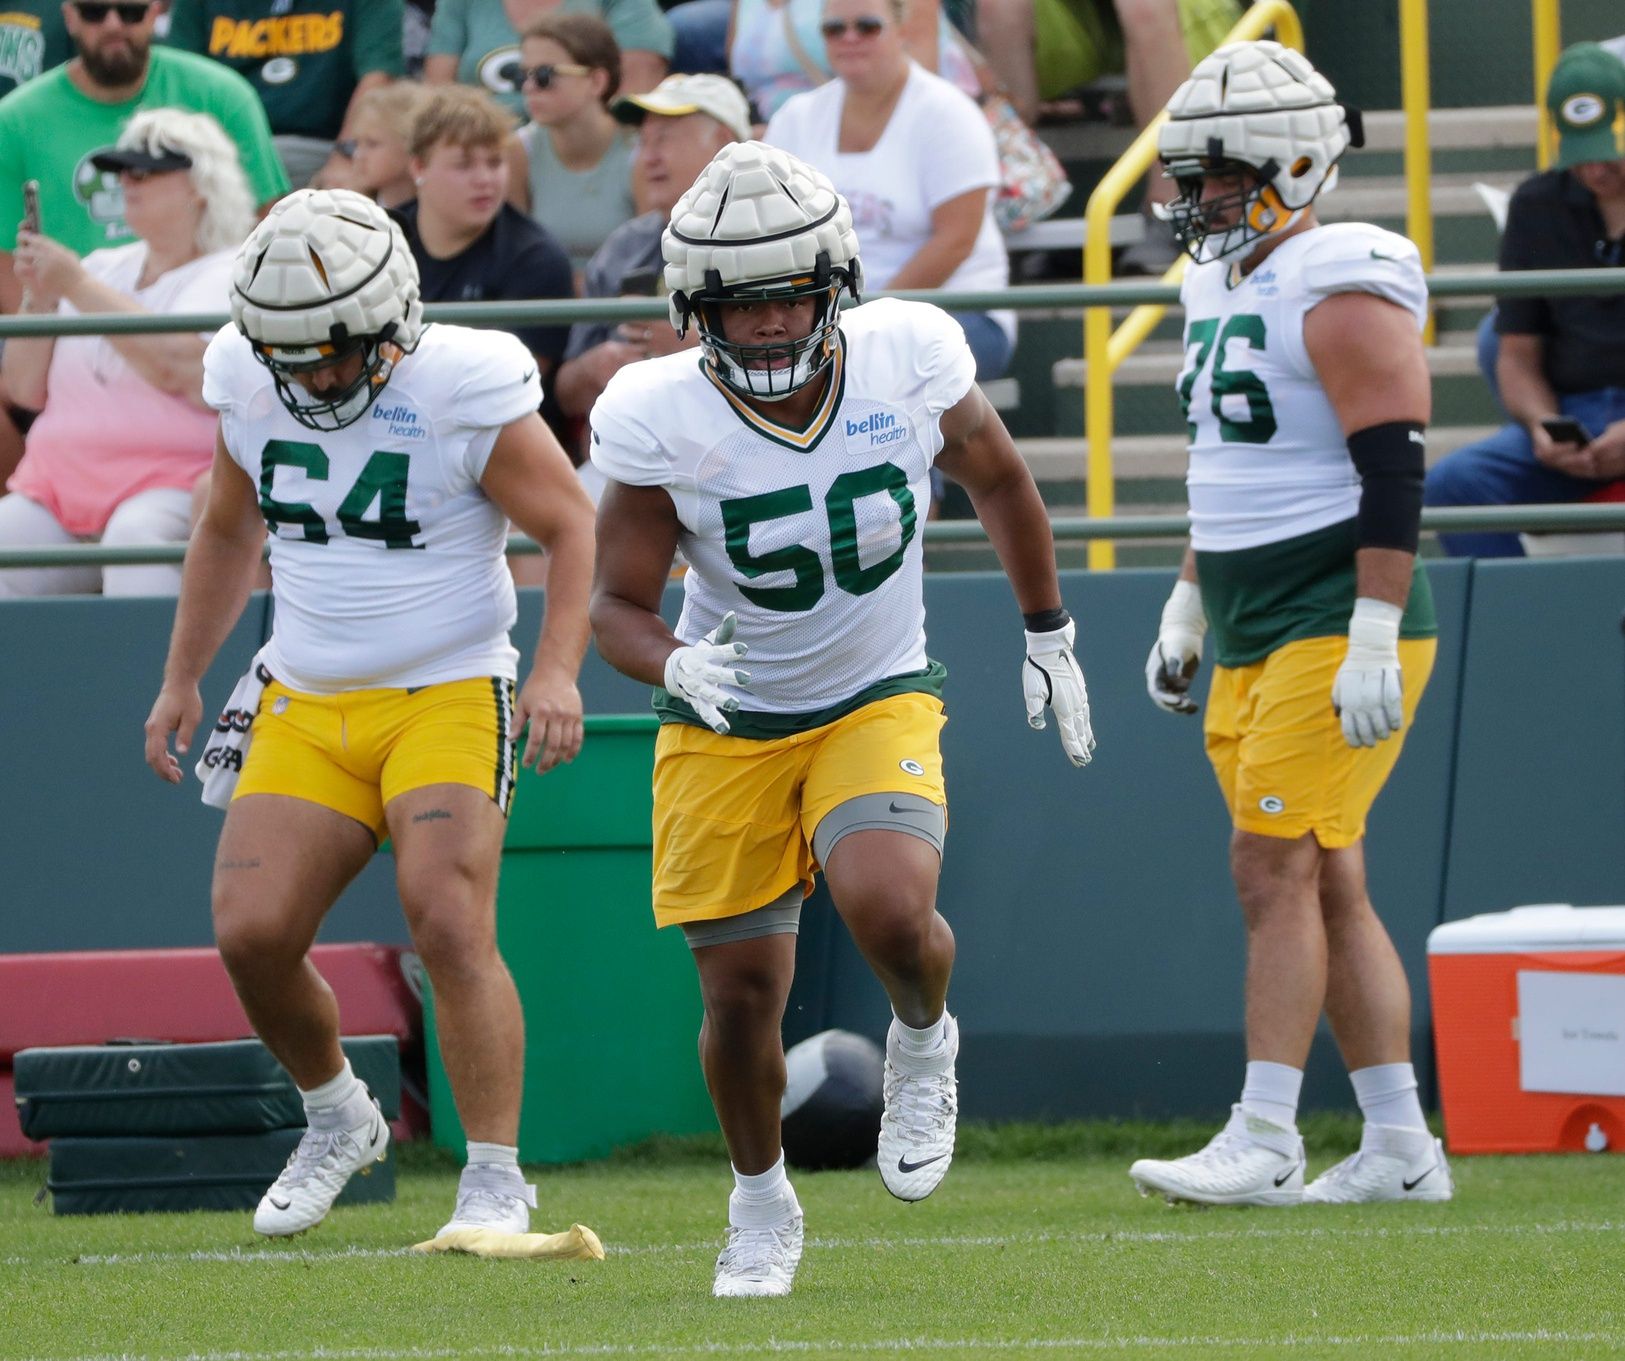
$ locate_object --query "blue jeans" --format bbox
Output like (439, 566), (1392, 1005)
(1422, 387), (1625, 557)
(1475, 308), (1503, 416)
(667, 0), (731, 75)
(949, 311), (1014, 382)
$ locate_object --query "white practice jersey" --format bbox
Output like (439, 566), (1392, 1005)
(203, 323), (543, 692)
(1177, 223), (1428, 553)
(590, 298), (976, 714)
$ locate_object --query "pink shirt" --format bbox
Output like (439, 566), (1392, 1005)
(8, 243), (232, 536)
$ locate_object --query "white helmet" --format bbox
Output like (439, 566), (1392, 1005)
(231, 188), (424, 430)
(663, 141), (861, 402)
(1156, 40), (1363, 263)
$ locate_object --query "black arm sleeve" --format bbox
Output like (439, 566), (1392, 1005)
(1348, 420), (1426, 554)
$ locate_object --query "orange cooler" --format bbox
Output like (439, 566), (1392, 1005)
(1428, 904), (1625, 1155)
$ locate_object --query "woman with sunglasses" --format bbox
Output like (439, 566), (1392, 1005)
(0, 108), (255, 598)
(764, 0), (1014, 385)
(506, 13), (637, 278)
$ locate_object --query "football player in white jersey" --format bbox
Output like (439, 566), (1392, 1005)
(589, 142), (1094, 1296)
(142, 190), (596, 1242)
(1127, 42), (1452, 1208)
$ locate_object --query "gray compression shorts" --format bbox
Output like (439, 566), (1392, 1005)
(812, 790), (946, 865)
(682, 884), (803, 950)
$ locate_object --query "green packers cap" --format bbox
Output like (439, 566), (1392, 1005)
(1545, 42), (1625, 169)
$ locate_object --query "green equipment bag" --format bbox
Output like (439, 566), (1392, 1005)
(14, 1036), (401, 1139)
(46, 1129), (395, 1216)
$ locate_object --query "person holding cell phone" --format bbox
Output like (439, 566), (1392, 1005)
(1424, 42), (1625, 558)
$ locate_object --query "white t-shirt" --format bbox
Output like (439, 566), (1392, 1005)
(590, 298), (975, 713)
(1177, 223), (1429, 552)
(765, 62), (1014, 343)
(202, 322), (543, 692)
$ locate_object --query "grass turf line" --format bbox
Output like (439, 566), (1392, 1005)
(1, 1121), (1621, 1361)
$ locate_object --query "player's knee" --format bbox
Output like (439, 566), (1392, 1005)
(700, 963), (786, 1032)
(212, 909), (301, 978)
(846, 897), (939, 969)
(406, 909), (498, 983)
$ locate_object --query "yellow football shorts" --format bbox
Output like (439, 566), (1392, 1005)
(651, 692), (947, 928)
(1203, 635), (1436, 848)
(234, 675), (517, 839)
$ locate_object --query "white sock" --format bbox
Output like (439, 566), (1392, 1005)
(889, 1011), (949, 1073)
(1350, 1063), (1428, 1132)
(729, 1152), (799, 1228)
(1240, 1060), (1302, 1130)
(299, 1059), (367, 1130)
(465, 1141), (521, 1172)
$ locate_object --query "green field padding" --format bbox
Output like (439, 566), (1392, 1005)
(15, 1036), (402, 1140)
(46, 1128), (395, 1216)
(423, 714), (718, 1163)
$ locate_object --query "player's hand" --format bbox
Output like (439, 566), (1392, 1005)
(144, 681), (203, 784)
(1022, 617), (1095, 767)
(1145, 578), (1206, 714)
(513, 664), (584, 773)
(1331, 597), (1404, 748)
(664, 612), (750, 735)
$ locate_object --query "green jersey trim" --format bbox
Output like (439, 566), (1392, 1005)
(654, 659), (947, 739)
(1197, 518), (1436, 668)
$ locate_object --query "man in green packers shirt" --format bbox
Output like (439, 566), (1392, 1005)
(0, 0), (288, 310)
(0, 1), (72, 99)
(163, 0), (404, 190)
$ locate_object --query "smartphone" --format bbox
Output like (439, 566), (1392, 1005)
(21, 179), (40, 237)
(618, 267), (664, 297)
(1540, 416), (1592, 446)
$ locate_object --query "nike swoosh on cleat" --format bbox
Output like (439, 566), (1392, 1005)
(897, 1153), (948, 1174)
(268, 1194), (291, 1211)
(1273, 1162), (1301, 1187)
(1402, 1164), (1436, 1191)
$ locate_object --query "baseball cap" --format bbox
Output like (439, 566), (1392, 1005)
(89, 143), (194, 175)
(613, 73), (752, 142)
(1545, 43), (1625, 169)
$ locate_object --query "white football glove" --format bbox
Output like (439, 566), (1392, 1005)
(1022, 617), (1095, 767)
(663, 611), (750, 735)
(1331, 597), (1404, 748)
(1145, 578), (1206, 714)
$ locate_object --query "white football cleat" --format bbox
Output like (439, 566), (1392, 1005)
(437, 1162), (538, 1237)
(877, 1013), (959, 1202)
(254, 1097), (389, 1236)
(1129, 1105), (1304, 1207)
(1304, 1124), (1454, 1204)
(713, 1214), (804, 1298)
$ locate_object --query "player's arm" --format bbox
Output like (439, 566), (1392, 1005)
(935, 384), (1094, 766)
(1303, 288), (1431, 746)
(589, 479), (683, 686)
(144, 429), (268, 783)
(480, 411), (596, 772)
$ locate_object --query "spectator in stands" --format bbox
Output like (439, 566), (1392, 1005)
(425, 0), (672, 118)
(0, 109), (255, 597)
(0, 0), (287, 313)
(507, 14), (638, 276)
(765, 0), (1014, 381)
(395, 87), (576, 392)
(1424, 43), (1625, 558)
(674, 0), (980, 117)
(552, 72), (748, 440)
(0, 2), (71, 98)
(162, 0), (405, 191)
(972, 0), (1240, 273)
(343, 81), (429, 208)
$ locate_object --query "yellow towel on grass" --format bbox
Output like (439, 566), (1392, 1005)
(411, 1222), (605, 1260)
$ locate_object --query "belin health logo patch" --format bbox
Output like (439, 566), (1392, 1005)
(374, 402), (426, 441)
(846, 410), (906, 446)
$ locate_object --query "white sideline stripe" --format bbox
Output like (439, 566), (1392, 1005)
(47, 1329), (1625, 1360)
(16, 1217), (1622, 1269)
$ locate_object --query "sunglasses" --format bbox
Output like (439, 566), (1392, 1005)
(820, 16), (886, 38)
(514, 61), (592, 89)
(119, 165), (183, 182)
(74, 1), (152, 23)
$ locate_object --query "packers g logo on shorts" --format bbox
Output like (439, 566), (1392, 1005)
(899, 759), (925, 777)
(1560, 93), (1607, 127)
(1259, 795), (1285, 815)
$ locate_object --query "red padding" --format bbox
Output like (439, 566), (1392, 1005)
(0, 944), (421, 1063)
(1584, 480), (1625, 503)
(0, 1070), (46, 1158)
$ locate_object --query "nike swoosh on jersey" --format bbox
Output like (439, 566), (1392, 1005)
(897, 1152), (948, 1174)
(1370, 250), (1399, 261)
(521, 369), (536, 383)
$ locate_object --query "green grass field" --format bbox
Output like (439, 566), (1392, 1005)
(4, 1117), (1622, 1361)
